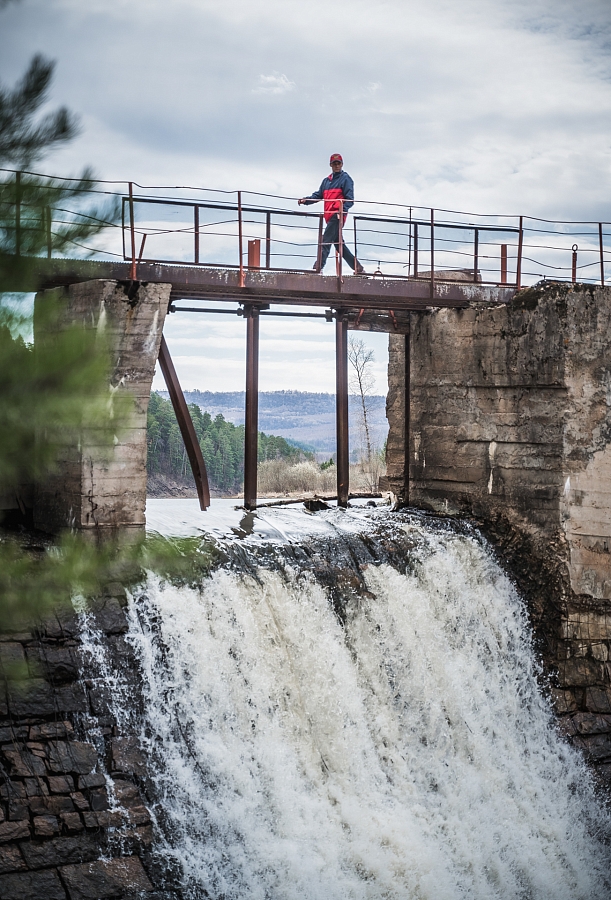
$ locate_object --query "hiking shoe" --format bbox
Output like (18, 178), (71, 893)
(312, 263), (322, 273)
(355, 262), (366, 275)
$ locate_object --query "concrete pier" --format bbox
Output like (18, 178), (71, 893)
(385, 283), (611, 777)
(33, 280), (170, 535)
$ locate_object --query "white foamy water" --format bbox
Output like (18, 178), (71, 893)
(123, 523), (609, 899)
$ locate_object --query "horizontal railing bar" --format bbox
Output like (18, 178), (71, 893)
(170, 305), (333, 319)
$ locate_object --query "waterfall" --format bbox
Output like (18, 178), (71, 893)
(104, 513), (611, 898)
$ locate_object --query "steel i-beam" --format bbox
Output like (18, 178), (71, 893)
(335, 312), (349, 508)
(158, 335), (211, 511)
(244, 305), (260, 510)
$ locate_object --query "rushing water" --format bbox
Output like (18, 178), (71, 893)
(87, 506), (611, 898)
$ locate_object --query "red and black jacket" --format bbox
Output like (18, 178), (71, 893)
(303, 171), (354, 222)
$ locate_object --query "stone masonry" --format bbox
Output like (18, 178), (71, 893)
(0, 582), (160, 900)
(33, 281), (170, 537)
(385, 283), (611, 785)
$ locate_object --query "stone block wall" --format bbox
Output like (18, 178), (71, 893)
(0, 585), (160, 899)
(33, 281), (170, 536)
(385, 283), (611, 784)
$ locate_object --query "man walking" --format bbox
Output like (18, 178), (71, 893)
(299, 154), (365, 274)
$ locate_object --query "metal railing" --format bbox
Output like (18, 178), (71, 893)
(2, 169), (609, 289)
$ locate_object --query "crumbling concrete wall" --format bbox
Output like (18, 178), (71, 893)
(385, 283), (611, 783)
(33, 281), (170, 536)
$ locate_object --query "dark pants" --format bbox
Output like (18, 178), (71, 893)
(319, 215), (356, 270)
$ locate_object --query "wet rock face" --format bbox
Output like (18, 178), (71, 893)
(0, 586), (157, 900)
(385, 283), (611, 787)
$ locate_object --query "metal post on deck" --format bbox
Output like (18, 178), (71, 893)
(500, 244), (507, 284)
(414, 223), (419, 277)
(335, 311), (349, 508)
(337, 200), (344, 290)
(404, 321), (411, 507)
(316, 215), (323, 272)
(244, 304), (260, 510)
(599, 224), (605, 286)
(158, 336), (210, 511)
(430, 208), (435, 299)
(15, 171), (21, 257)
(265, 211), (271, 268)
(194, 206), (200, 264)
(572, 244), (578, 283)
(516, 216), (523, 289)
(473, 229), (479, 282)
(238, 190), (245, 288)
(45, 206), (52, 258)
(128, 182), (137, 280)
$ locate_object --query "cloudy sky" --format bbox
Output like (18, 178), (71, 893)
(2, 0), (611, 393)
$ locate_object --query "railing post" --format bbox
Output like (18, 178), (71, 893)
(265, 211), (271, 268)
(316, 215), (323, 272)
(572, 244), (578, 283)
(244, 304), (260, 510)
(335, 311), (349, 508)
(599, 224), (605, 287)
(353, 217), (359, 273)
(403, 321), (410, 506)
(500, 244), (507, 284)
(194, 206), (200, 264)
(337, 199), (344, 290)
(15, 171), (21, 257)
(128, 181), (137, 280)
(45, 205), (52, 258)
(516, 216), (523, 289)
(430, 208), (435, 299)
(238, 190), (245, 288)
(473, 228), (479, 282)
(414, 223), (419, 277)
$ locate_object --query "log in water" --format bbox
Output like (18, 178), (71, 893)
(80, 510), (611, 899)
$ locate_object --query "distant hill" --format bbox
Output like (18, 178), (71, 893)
(155, 390), (388, 455)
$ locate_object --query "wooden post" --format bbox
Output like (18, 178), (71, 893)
(158, 336), (210, 511)
(335, 312), (349, 507)
(244, 305), (260, 510)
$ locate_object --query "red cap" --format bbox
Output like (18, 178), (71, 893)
(330, 153), (343, 164)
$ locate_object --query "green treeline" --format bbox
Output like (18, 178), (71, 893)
(147, 391), (304, 493)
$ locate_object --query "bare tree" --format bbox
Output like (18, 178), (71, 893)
(348, 335), (381, 490)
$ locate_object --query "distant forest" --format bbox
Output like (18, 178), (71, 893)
(147, 391), (304, 493)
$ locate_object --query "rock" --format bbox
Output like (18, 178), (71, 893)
(60, 812), (84, 834)
(29, 647), (79, 684)
(0, 845), (26, 874)
(19, 835), (99, 869)
(7, 678), (55, 717)
(48, 775), (75, 793)
(48, 741), (97, 775)
(111, 736), (146, 777)
(69, 792), (90, 812)
(0, 821), (30, 843)
(82, 810), (125, 829)
(7, 802), (28, 821)
(585, 686), (611, 714)
(2, 748), (47, 777)
(29, 795), (75, 816)
(89, 788), (109, 811)
(29, 722), (73, 741)
(54, 684), (88, 714)
(59, 856), (153, 899)
(90, 598), (129, 635)
(77, 773), (105, 790)
(33, 814), (60, 837)
(0, 869), (67, 900)
(0, 726), (28, 742)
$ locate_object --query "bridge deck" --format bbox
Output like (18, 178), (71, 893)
(30, 258), (516, 311)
